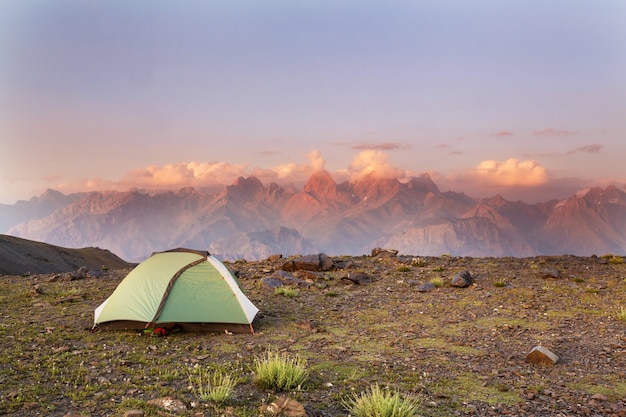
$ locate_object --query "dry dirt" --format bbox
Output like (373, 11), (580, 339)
(1, 253), (625, 416)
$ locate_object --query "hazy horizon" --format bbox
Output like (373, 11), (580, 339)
(2, 1), (625, 205)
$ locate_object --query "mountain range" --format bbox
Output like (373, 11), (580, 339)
(2, 171), (626, 262)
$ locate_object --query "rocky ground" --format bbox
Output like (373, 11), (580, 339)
(0, 251), (625, 416)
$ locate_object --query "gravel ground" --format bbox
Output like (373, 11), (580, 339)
(0, 253), (625, 416)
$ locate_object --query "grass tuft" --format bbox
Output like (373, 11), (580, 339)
(342, 383), (421, 417)
(429, 277), (445, 287)
(188, 366), (237, 404)
(275, 286), (299, 297)
(254, 350), (309, 391)
(602, 254), (625, 264)
(616, 306), (626, 321)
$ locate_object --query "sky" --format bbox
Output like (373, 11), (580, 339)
(1, 0), (625, 205)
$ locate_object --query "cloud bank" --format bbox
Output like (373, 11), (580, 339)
(53, 150), (615, 204)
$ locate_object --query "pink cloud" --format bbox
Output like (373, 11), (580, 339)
(52, 150), (613, 205)
(352, 142), (410, 151)
(532, 128), (578, 137)
(472, 159), (549, 187)
(489, 131), (514, 137)
(567, 144), (602, 154)
(347, 150), (406, 181)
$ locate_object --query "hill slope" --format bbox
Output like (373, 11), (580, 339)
(0, 234), (132, 275)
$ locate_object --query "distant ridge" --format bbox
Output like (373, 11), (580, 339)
(0, 234), (132, 275)
(3, 174), (626, 261)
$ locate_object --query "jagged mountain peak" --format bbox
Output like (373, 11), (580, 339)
(176, 186), (199, 197)
(406, 173), (440, 194)
(5, 174), (626, 260)
(575, 185), (626, 204)
(303, 170), (337, 195)
(224, 176), (265, 202)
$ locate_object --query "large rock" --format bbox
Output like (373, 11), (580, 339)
(541, 268), (560, 279)
(341, 273), (373, 285)
(451, 270), (474, 288)
(525, 345), (559, 366)
(371, 248), (398, 258)
(280, 254), (334, 272)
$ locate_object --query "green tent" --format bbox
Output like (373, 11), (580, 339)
(93, 249), (258, 333)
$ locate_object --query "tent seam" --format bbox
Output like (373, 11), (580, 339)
(147, 257), (206, 327)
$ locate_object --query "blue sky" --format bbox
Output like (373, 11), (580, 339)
(1, 0), (625, 204)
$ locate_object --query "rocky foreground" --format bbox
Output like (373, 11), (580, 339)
(1, 251), (625, 416)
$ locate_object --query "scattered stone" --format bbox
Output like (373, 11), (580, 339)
(268, 254), (283, 262)
(341, 273), (373, 285)
(333, 259), (354, 269)
(261, 395), (308, 416)
(53, 345), (70, 354)
(371, 248), (398, 258)
(293, 270), (322, 283)
(123, 411), (144, 417)
(49, 273), (73, 282)
(71, 266), (90, 279)
(450, 271), (474, 288)
(261, 277), (284, 290)
(525, 345), (559, 366)
(62, 413), (89, 417)
(281, 254), (334, 272)
(274, 270), (314, 287)
(542, 268), (560, 279)
(30, 284), (42, 296)
(295, 320), (324, 333)
(147, 396), (187, 412)
(417, 282), (436, 292)
(590, 393), (608, 401)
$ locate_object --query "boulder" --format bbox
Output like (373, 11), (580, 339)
(261, 278), (284, 290)
(542, 268), (560, 279)
(417, 282), (436, 292)
(371, 248), (398, 258)
(525, 345), (558, 366)
(274, 270), (314, 288)
(268, 254), (283, 262)
(341, 273), (373, 285)
(451, 271), (473, 288)
(280, 254), (334, 272)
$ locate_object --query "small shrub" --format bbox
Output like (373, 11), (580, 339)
(275, 286), (299, 298)
(494, 280), (507, 288)
(433, 265), (445, 272)
(342, 383), (421, 417)
(429, 277), (445, 287)
(254, 350), (309, 391)
(188, 367), (237, 404)
(411, 258), (425, 267)
(397, 265), (411, 273)
(616, 306), (626, 321)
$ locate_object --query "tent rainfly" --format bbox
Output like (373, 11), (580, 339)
(93, 248), (258, 333)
